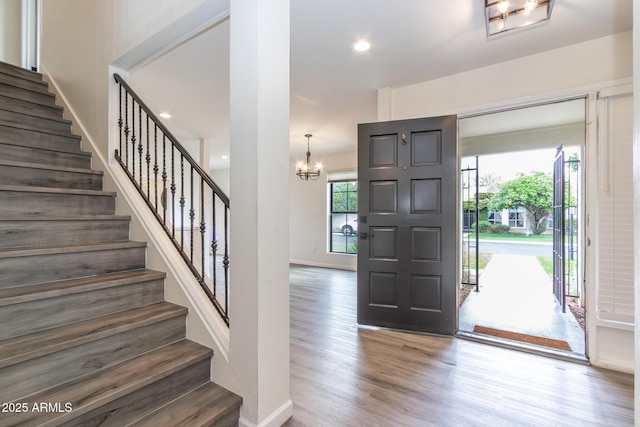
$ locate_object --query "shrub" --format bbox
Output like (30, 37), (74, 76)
(472, 220), (494, 233)
(493, 224), (510, 234)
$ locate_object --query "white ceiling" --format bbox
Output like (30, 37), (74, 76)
(130, 0), (633, 170)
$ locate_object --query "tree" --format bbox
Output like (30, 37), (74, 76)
(489, 171), (553, 235)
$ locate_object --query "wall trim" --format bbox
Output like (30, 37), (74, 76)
(289, 259), (357, 272)
(239, 400), (293, 427)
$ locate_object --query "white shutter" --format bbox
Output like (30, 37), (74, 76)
(596, 90), (634, 323)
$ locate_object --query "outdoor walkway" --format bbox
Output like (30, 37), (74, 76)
(459, 254), (585, 354)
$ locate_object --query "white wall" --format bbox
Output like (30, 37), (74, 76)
(290, 151), (358, 270)
(0, 0), (22, 66)
(387, 31), (634, 372)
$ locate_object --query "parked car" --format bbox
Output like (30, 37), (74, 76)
(339, 218), (358, 236)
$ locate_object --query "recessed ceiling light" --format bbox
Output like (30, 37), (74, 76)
(159, 112), (171, 119)
(352, 39), (371, 52)
(221, 155), (229, 159)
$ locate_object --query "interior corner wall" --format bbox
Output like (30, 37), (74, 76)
(290, 151), (358, 271)
(388, 31), (633, 373)
(0, 0), (22, 66)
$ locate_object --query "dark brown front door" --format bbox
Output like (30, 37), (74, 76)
(357, 116), (457, 335)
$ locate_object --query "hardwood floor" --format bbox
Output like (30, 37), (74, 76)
(285, 265), (633, 426)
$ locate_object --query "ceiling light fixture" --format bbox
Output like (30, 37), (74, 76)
(352, 39), (371, 52)
(159, 112), (171, 119)
(485, 0), (554, 38)
(295, 134), (322, 181)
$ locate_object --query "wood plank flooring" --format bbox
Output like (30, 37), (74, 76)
(285, 265), (633, 426)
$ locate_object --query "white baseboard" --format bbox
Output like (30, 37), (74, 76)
(289, 259), (357, 272)
(239, 400), (293, 427)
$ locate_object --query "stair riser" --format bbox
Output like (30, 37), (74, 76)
(0, 219), (129, 248)
(0, 142), (91, 169)
(0, 82), (55, 106)
(0, 316), (186, 402)
(0, 124), (80, 151)
(0, 280), (163, 340)
(0, 64), (43, 83)
(0, 71), (49, 94)
(0, 95), (64, 120)
(0, 191), (115, 216)
(0, 108), (71, 133)
(0, 164), (102, 190)
(62, 359), (210, 427)
(0, 246), (146, 289)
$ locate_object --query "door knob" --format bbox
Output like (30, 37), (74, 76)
(359, 232), (374, 240)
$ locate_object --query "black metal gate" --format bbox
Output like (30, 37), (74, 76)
(552, 147), (566, 312)
(461, 156), (479, 291)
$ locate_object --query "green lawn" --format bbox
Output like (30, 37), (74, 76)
(467, 233), (553, 243)
(537, 256), (553, 275)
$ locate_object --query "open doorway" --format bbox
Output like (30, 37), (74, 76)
(457, 98), (586, 359)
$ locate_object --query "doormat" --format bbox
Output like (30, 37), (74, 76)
(473, 325), (572, 351)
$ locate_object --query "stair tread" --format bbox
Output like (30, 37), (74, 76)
(0, 269), (164, 306)
(0, 69), (47, 86)
(0, 118), (80, 139)
(0, 139), (90, 156)
(0, 61), (44, 83)
(0, 93), (64, 114)
(0, 302), (186, 368)
(0, 184), (115, 196)
(0, 78), (54, 97)
(1, 340), (212, 426)
(129, 382), (242, 427)
(0, 158), (102, 175)
(0, 240), (147, 259)
(0, 214), (130, 221)
(0, 105), (72, 124)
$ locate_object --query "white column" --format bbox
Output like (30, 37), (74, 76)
(229, 0), (292, 425)
(199, 137), (210, 171)
(632, 0), (640, 424)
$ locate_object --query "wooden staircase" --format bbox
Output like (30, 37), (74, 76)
(0, 61), (241, 427)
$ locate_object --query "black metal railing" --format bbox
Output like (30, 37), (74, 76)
(114, 73), (230, 325)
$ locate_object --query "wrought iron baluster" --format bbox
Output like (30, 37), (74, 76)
(131, 100), (136, 181)
(179, 155), (185, 250)
(153, 125), (158, 210)
(162, 134), (168, 224)
(200, 176), (206, 287)
(171, 145), (176, 238)
(117, 84), (123, 158)
(124, 92), (129, 166)
(211, 190), (217, 299)
(189, 165), (195, 263)
(146, 116), (151, 196)
(138, 105), (143, 186)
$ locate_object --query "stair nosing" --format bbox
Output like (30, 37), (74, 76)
(0, 93), (64, 112)
(0, 119), (80, 139)
(0, 80), (55, 98)
(0, 241), (147, 260)
(0, 159), (103, 175)
(0, 302), (186, 369)
(0, 184), (115, 196)
(0, 70), (49, 89)
(0, 61), (44, 82)
(0, 106), (72, 125)
(0, 214), (130, 221)
(4, 341), (212, 427)
(0, 139), (91, 156)
(127, 382), (242, 427)
(0, 269), (165, 307)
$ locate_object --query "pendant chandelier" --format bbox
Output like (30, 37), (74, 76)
(296, 134), (323, 181)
